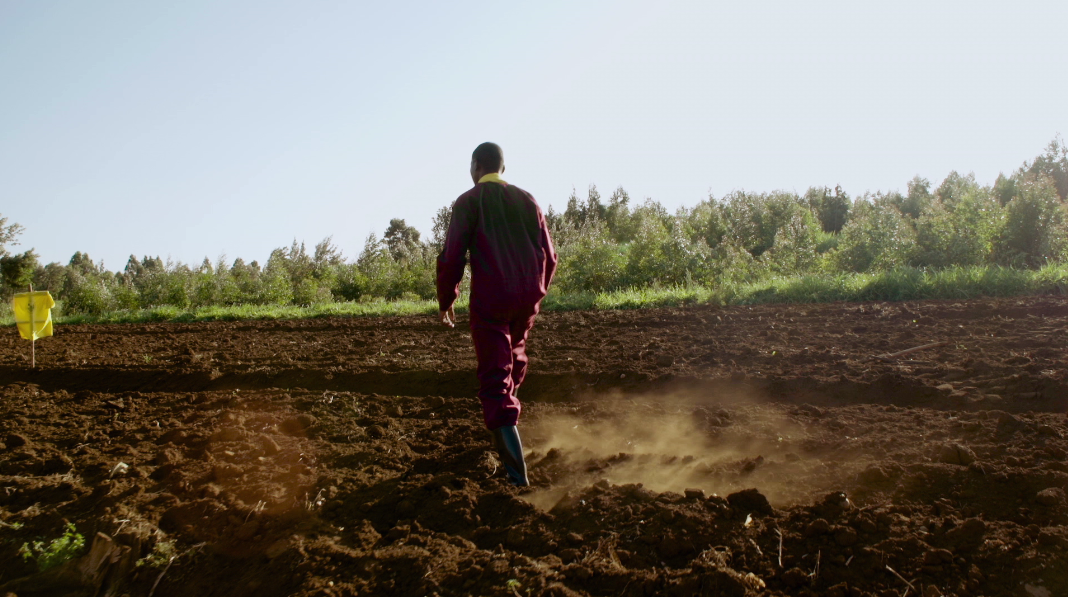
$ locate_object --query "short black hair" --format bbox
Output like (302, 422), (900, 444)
(472, 142), (504, 172)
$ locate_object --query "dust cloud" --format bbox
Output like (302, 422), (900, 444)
(523, 396), (875, 510)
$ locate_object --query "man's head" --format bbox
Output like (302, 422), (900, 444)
(470, 142), (505, 183)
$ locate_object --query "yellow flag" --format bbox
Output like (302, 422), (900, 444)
(13, 291), (56, 341)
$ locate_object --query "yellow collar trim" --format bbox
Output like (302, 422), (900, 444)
(478, 173), (507, 185)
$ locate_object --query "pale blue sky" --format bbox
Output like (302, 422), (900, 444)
(2, 1), (1066, 270)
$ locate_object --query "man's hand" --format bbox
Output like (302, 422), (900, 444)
(439, 306), (456, 328)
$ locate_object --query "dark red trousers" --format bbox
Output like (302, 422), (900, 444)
(469, 305), (538, 430)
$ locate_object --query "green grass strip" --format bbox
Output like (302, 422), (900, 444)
(0, 297), (446, 326)
(730, 264), (1068, 305)
(3, 264), (1067, 326)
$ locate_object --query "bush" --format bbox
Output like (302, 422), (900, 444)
(256, 270), (294, 305)
(131, 263), (193, 309)
(658, 225), (714, 287)
(62, 271), (114, 315)
(804, 186), (850, 233)
(911, 186), (1002, 268)
(625, 208), (674, 286)
(832, 196), (916, 272)
(763, 209), (823, 276)
(554, 223), (628, 293)
(721, 190), (798, 257)
(680, 199), (728, 250)
(191, 270), (220, 307)
(709, 240), (765, 285)
(112, 281), (141, 310)
(896, 176), (934, 219)
(226, 258), (262, 304)
(353, 233), (435, 300)
(334, 263), (369, 301)
(293, 277), (333, 306)
(995, 174), (1068, 268)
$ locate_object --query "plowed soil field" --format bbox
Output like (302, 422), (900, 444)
(1, 296), (1067, 597)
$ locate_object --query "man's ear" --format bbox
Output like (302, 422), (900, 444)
(501, 164), (506, 174)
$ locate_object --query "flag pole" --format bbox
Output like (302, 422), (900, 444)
(29, 283), (35, 369)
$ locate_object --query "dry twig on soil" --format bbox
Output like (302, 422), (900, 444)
(885, 564), (917, 593)
(148, 542), (205, 597)
(775, 528), (783, 568)
(874, 341), (947, 361)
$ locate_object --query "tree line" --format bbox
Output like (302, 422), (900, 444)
(2, 138), (1067, 315)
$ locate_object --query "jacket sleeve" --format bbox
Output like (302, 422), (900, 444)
(436, 194), (475, 311)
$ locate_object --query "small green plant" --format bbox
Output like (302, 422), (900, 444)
(18, 522), (85, 571)
(505, 579), (521, 590)
(137, 538), (177, 568)
(142, 354), (153, 363)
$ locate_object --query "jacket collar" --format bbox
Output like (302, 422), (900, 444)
(477, 173), (507, 185)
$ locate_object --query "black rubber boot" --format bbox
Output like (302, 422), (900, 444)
(491, 425), (529, 487)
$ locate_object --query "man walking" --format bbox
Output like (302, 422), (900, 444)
(437, 142), (557, 486)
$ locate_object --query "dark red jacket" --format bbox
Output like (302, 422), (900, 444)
(437, 180), (557, 315)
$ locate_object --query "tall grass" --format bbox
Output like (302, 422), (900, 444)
(730, 264), (1068, 304)
(5, 264), (1064, 326)
(0, 296), (447, 326)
